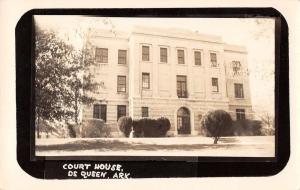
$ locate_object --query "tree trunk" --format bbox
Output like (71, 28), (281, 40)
(214, 137), (218, 144)
(37, 114), (41, 138)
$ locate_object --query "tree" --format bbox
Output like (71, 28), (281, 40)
(35, 27), (75, 138)
(201, 110), (233, 144)
(35, 26), (99, 138)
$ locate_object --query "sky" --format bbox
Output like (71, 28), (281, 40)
(35, 16), (275, 116)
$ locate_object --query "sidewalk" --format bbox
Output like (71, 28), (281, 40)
(36, 136), (275, 157)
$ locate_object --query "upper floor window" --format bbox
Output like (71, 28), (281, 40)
(160, 47), (168, 63)
(142, 46), (150, 61)
(142, 107), (149, 117)
(212, 78), (219, 92)
(177, 75), (187, 98)
(117, 105), (126, 120)
(95, 48), (108, 63)
(93, 104), (107, 122)
(117, 75), (126, 93)
(210, 52), (217, 67)
(232, 61), (242, 75)
(142, 73), (150, 89)
(177, 49), (185, 64)
(118, 50), (127, 64)
(234, 83), (244, 98)
(194, 51), (202, 65)
(236, 109), (246, 120)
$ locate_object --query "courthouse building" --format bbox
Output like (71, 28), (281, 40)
(82, 26), (253, 136)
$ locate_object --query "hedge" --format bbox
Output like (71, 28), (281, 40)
(118, 116), (133, 137)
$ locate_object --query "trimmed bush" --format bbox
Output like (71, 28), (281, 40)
(118, 116), (133, 137)
(157, 117), (171, 136)
(232, 119), (263, 136)
(81, 119), (108, 138)
(201, 110), (233, 144)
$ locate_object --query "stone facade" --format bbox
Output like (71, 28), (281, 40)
(82, 26), (253, 136)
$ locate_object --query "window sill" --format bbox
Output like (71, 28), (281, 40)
(235, 97), (245, 100)
(158, 62), (168, 64)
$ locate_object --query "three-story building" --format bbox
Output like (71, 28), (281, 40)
(82, 26), (253, 136)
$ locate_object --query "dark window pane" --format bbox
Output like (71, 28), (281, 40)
(142, 46), (150, 61)
(236, 109), (246, 120)
(93, 104), (107, 122)
(234, 83), (244, 98)
(194, 51), (201, 65)
(118, 50), (127, 64)
(212, 78), (219, 92)
(95, 48), (108, 63)
(117, 105), (126, 120)
(210, 52), (217, 67)
(117, 76), (126, 92)
(160, 48), (168, 63)
(177, 50), (185, 64)
(177, 75), (187, 98)
(142, 107), (149, 117)
(142, 73), (150, 89)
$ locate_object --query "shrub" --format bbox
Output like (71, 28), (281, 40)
(118, 116), (133, 137)
(201, 110), (233, 144)
(133, 117), (171, 137)
(81, 119), (108, 138)
(232, 119), (263, 136)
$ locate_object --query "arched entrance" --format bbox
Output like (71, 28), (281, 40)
(177, 107), (191, 134)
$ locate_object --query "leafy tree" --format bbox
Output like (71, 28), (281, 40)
(35, 26), (99, 138)
(201, 110), (233, 144)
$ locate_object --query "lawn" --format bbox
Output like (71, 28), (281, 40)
(35, 136), (275, 157)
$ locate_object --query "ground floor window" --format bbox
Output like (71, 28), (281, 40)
(117, 105), (126, 120)
(93, 104), (107, 122)
(236, 109), (246, 120)
(141, 107), (149, 117)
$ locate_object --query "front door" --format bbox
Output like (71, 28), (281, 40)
(177, 107), (191, 134)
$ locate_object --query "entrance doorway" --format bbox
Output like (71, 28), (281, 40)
(177, 107), (191, 134)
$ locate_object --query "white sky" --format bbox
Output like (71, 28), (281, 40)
(35, 16), (275, 116)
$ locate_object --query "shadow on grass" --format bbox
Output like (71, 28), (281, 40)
(36, 139), (243, 152)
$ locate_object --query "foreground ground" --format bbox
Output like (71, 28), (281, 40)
(35, 136), (275, 157)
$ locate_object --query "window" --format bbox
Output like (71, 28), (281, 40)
(210, 52), (217, 67)
(194, 51), (201, 65)
(160, 47), (168, 63)
(117, 105), (126, 120)
(177, 49), (185, 64)
(142, 107), (149, 117)
(177, 75), (187, 98)
(142, 73), (150, 89)
(142, 46), (150, 61)
(234, 83), (244, 98)
(232, 61), (241, 75)
(93, 104), (107, 122)
(118, 50), (127, 64)
(236, 109), (246, 120)
(117, 76), (126, 93)
(95, 48), (108, 63)
(212, 78), (219, 92)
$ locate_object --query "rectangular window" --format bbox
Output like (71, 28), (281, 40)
(117, 105), (126, 120)
(212, 78), (219, 92)
(93, 104), (107, 122)
(118, 50), (127, 64)
(142, 46), (150, 61)
(160, 47), (168, 63)
(177, 49), (185, 64)
(177, 75), (187, 98)
(141, 107), (149, 117)
(234, 83), (244, 98)
(117, 75), (126, 93)
(142, 73), (150, 89)
(236, 109), (246, 120)
(194, 51), (201, 65)
(210, 52), (217, 67)
(95, 48), (108, 63)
